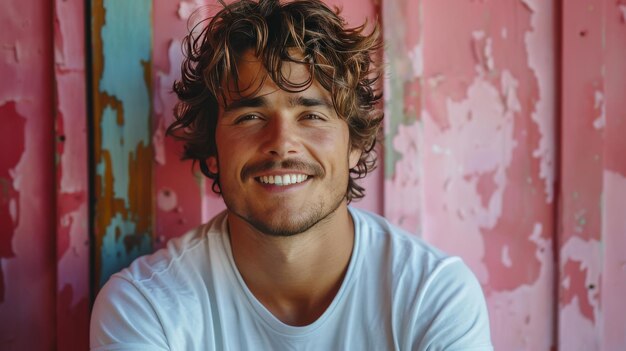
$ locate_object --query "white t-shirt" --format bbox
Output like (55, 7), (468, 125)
(90, 208), (493, 351)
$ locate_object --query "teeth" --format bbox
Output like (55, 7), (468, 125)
(257, 174), (309, 186)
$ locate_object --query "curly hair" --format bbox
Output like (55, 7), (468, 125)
(167, 0), (383, 202)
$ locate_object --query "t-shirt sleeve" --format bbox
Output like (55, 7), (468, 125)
(411, 258), (493, 351)
(90, 275), (170, 351)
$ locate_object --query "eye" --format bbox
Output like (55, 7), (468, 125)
(235, 114), (262, 124)
(301, 113), (326, 121)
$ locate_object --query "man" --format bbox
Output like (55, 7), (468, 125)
(90, 0), (493, 350)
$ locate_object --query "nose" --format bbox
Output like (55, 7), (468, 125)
(260, 116), (300, 157)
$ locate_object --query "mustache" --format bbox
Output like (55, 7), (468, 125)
(241, 158), (324, 181)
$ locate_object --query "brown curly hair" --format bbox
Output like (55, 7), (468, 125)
(167, 0), (383, 202)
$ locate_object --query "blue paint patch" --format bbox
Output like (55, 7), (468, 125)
(95, 0), (153, 286)
(99, 106), (128, 202)
(99, 213), (151, 286)
(98, 0), (152, 207)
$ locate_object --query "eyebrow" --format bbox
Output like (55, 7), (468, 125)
(223, 95), (334, 112)
(288, 96), (333, 110)
(223, 96), (268, 112)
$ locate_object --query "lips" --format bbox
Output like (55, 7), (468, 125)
(256, 174), (309, 186)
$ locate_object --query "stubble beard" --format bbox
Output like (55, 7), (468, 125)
(223, 184), (347, 237)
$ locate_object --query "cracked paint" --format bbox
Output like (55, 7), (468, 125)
(2, 0), (623, 349)
(422, 72), (519, 285)
(405, 0), (557, 349)
(487, 223), (554, 350)
(523, 0), (557, 204)
(153, 2), (209, 248)
(92, 0), (153, 287)
(559, 237), (602, 323)
(384, 121), (423, 232)
(382, 0), (423, 233)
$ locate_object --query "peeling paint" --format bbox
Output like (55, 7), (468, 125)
(422, 72), (519, 286)
(92, 0), (153, 287)
(382, 0), (423, 237)
(592, 90), (605, 130)
(384, 121), (423, 232)
(559, 297), (600, 351)
(152, 3), (207, 247)
(53, 0), (90, 349)
(524, 0), (556, 204)
(487, 223), (554, 351)
(178, 0), (204, 20)
(0, 101), (25, 303)
(157, 187), (178, 212)
(471, 31), (495, 73)
(417, 2), (557, 348)
(0, 0), (57, 347)
(601, 170), (626, 349)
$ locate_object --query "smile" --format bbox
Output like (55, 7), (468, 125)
(256, 174), (309, 186)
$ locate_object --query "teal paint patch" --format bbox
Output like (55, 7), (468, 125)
(95, 0), (153, 287)
(99, 106), (127, 202)
(99, 213), (151, 286)
(98, 0), (152, 207)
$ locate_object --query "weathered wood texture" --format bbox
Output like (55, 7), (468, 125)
(382, 0), (558, 349)
(1, 0), (625, 350)
(559, 0), (626, 349)
(0, 0), (57, 349)
(90, 0), (154, 288)
(54, 0), (90, 350)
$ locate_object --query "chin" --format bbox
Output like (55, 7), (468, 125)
(246, 209), (326, 237)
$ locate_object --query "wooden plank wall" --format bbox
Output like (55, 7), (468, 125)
(560, 0), (626, 349)
(54, 0), (90, 350)
(0, 0), (57, 349)
(383, 0), (558, 349)
(90, 0), (154, 289)
(0, 0), (625, 350)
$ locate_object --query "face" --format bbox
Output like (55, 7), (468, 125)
(208, 50), (361, 236)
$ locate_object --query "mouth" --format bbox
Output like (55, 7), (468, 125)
(254, 174), (310, 186)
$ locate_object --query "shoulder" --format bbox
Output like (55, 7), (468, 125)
(350, 207), (450, 273)
(349, 207), (493, 350)
(90, 211), (229, 350)
(119, 210), (227, 283)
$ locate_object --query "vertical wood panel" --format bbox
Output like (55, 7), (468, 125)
(91, 0), (154, 289)
(383, 0), (558, 349)
(560, 0), (605, 349)
(54, 0), (90, 349)
(561, 0), (626, 349)
(382, 0), (424, 232)
(0, 0), (56, 349)
(152, 1), (218, 250)
(601, 0), (626, 348)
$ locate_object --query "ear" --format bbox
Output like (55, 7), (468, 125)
(207, 156), (219, 174)
(348, 147), (362, 170)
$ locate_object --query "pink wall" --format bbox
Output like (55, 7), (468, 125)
(0, 0), (57, 349)
(560, 0), (626, 349)
(1, 0), (625, 350)
(383, 0), (558, 349)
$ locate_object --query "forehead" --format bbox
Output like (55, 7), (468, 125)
(221, 50), (330, 106)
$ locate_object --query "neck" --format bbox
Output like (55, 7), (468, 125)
(227, 203), (355, 326)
